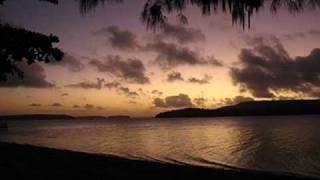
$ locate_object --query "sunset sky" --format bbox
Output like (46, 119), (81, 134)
(1, 0), (320, 117)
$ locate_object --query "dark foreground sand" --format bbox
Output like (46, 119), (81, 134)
(0, 142), (317, 180)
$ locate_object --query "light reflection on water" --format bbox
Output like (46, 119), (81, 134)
(1, 115), (320, 177)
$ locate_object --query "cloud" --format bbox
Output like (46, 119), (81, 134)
(73, 105), (80, 108)
(188, 74), (212, 84)
(66, 78), (105, 89)
(118, 86), (139, 98)
(96, 106), (104, 110)
(151, 89), (163, 96)
(158, 23), (205, 44)
(30, 103), (41, 107)
(66, 78), (139, 99)
(89, 56), (150, 84)
(208, 19), (233, 31)
(308, 29), (320, 37)
(94, 26), (140, 51)
(153, 93), (194, 108)
(280, 32), (306, 41)
(52, 103), (63, 107)
(167, 71), (184, 82)
(73, 104), (103, 110)
(129, 100), (138, 104)
(193, 97), (207, 107)
(280, 29), (320, 41)
(231, 35), (320, 98)
(49, 53), (84, 72)
(221, 96), (254, 106)
(206, 56), (224, 66)
(153, 98), (167, 107)
(166, 72), (212, 84)
(104, 81), (121, 89)
(0, 62), (54, 88)
(104, 80), (138, 98)
(84, 104), (94, 109)
(144, 39), (222, 69)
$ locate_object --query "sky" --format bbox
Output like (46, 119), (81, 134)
(1, 0), (320, 117)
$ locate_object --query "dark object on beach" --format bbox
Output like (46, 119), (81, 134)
(156, 99), (320, 118)
(108, 115), (130, 119)
(0, 120), (8, 129)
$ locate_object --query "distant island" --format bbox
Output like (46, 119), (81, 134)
(75, 116), (107, 120)
(0, 114), (132, 121)
(155, 99), (320, 118)
(0, 114), (75, 120)
(108, 115), (130, 119)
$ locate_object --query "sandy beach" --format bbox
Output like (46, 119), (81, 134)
(0, 142), (316, 180)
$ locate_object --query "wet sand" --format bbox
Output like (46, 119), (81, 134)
(0, 142), (316, 180)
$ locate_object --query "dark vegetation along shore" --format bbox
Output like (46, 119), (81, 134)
(0, 142), (317, 180)
(156, 99), (320, 118)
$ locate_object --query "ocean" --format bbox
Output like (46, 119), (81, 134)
(1, 115), (320, 178)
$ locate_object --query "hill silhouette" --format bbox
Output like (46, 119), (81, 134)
(156, 99), (320, 118)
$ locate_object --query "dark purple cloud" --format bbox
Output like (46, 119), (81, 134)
(0, 62), (54, 88)
(94, 26), (140, 51)
(104, 81), (121, 89)
(167, 71), (184, 82)
(49, 53), (84, 72)
(144, 39), (222, 69)
(66, 78), (105, 89)
(89, 56), (150, 84)
(104, 81), (138, 98)
(231, 35), (320, 98)
(158, 23), (205, 44)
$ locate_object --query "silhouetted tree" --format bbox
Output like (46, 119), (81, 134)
(0, 0), (63, 81)
(2, 0), (319, 30)
(0, 24), (63, 81)
(75, 0), (320, 29)
(141, 0), (320, 30)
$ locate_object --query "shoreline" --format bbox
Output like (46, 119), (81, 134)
(0, 142), (317, 180)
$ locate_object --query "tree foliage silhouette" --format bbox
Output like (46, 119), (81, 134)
(141, 0), (320, 30)
(0, 24), (63, 81)
(141, 0), (263, 30)
(0, 0), (63, 81)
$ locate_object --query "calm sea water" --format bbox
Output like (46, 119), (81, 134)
(1, 115), (320, 178)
